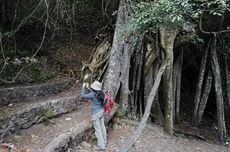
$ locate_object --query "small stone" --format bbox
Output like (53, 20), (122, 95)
(2, 128), (12, 140)
(31, 135), (39, 139)
(76, 145), (83, 149)
(79, 150), (88, 152)
(81, 141), (91, 149)
(8, 103), (14, 107)
(65, 117), (72, 121)
(14, 135), (22, 140)
(113, 124), (120, 130)
(11, 116), (17, 121)
(9, 127), (15, 133)
(9, 121), (15, 129)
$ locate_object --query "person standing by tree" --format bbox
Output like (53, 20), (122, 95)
(80, 80), (107, 151)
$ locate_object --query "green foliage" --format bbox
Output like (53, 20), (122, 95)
(0, 56), (55, 83)
(193, 0), (229, 14)
(129, 0), (193, 34)
(3, 32), (13, 38)
(127, 0), (229, 35)
(116, 111), (126, 119)
(41, 109), (54, 122)
(189, 0), (229, 22)
(31, 64), (49, 82)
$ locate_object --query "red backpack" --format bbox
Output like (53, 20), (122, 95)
(102, 91), (114, 113)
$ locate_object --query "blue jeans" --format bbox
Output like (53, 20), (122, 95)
(92, 110), (107, 150)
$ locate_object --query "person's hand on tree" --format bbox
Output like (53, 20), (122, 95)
(82, 82), (86, 88)
(85, 82), (89, 88)
(83, 74), (89, 81)
(82, 82), (89, 88)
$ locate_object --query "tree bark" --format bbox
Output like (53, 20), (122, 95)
(118, 60), (167, 152)
(119, 3), (141, 112)
(211, 35), (226, 142)
(120, 42), (131, 110)
(152, 62), (164, 124)
(144, 40), (164, 123)
(160, 26), (178, 135)
(103, 0), (125, 97)
(220, 38), (230, 109)
(192, 39), (210, 126)
(197, 70), (212, 125)
(224, 53), (230, 109)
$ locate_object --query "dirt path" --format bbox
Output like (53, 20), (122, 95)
(12, 102), (90, 152)
(76, 118), (230, 152)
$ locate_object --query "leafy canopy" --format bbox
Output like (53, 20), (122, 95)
(128, 0), (229, 34)
(130, 0), (192, 33)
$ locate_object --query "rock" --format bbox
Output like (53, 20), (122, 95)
(65, 117), (72, 121)
(43, 133), (71, 152)
(8, 103), (14, 107)
(81, 141), (92, 149)
(1, 129), (12, 142)
(14, 135), (22, 140)
(0, 79), (73, 107)
(8, 121), (15, 128)
(11, 116), (16, 121)
(76, 145), (83, 149)
(113, 124), (120, 130)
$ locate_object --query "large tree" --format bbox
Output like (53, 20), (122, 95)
(101, 0), (230, 150)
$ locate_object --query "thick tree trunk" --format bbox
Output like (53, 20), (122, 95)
(197, 70), (212, 125)
(160, 26), (178, 135)
(104, 0), (139, 113)
(103, 0), (125, 97)
(211, 35), (226, 141)
(120, 40), (132, 110)
(192, 39), (210, 126)
(118, 60), (167, 152)
(119, 4), (141, 111)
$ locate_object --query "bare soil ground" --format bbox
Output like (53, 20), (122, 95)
(76, 118), (230, 152)
(12, 102), (90, 152)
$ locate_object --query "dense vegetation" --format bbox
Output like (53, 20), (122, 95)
(0, 0), (116, 84)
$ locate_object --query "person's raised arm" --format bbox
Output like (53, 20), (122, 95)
(80, 83), (94, 100)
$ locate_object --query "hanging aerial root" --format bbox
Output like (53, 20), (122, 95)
(81, 36), (112, 79)
(118, 60), (167, 152)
